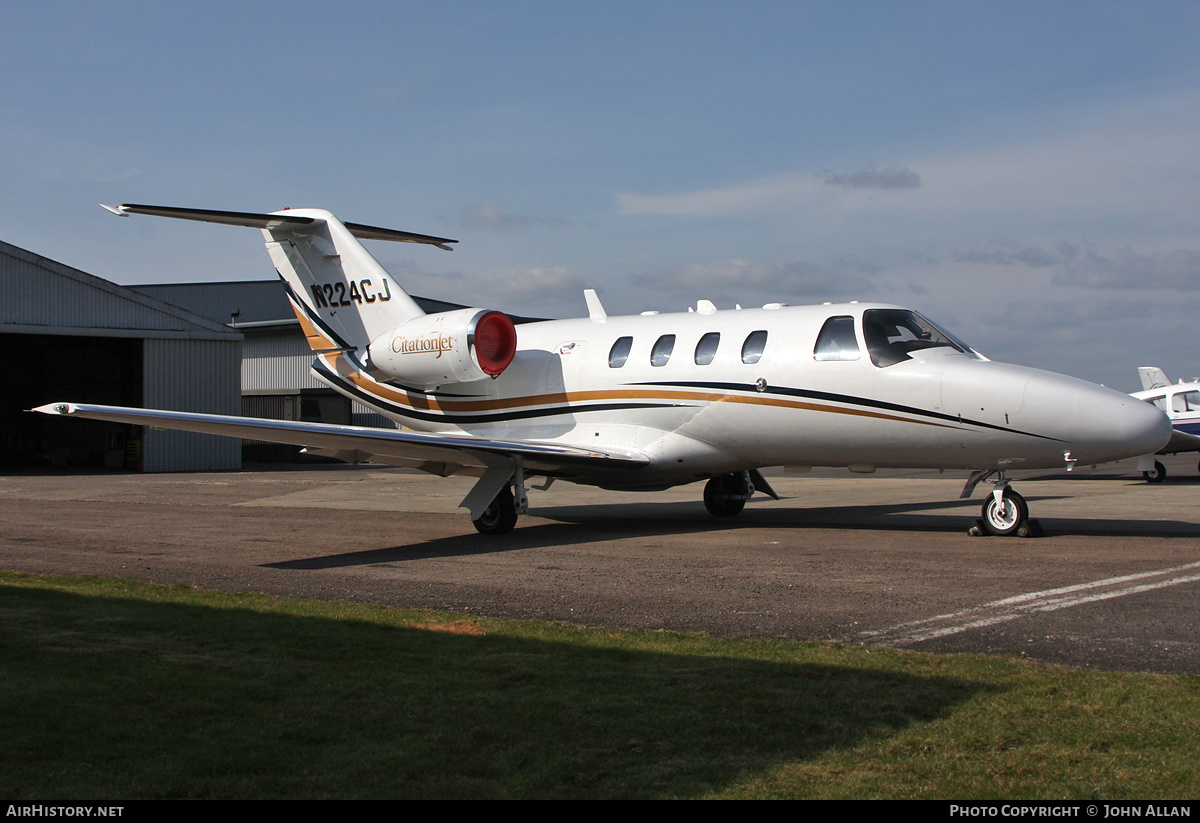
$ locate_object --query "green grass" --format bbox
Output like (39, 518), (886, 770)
(1, 570), (1197, 799)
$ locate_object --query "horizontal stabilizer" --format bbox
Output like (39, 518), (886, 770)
(101, 203), (458, 249)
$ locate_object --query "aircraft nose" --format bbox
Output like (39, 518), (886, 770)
(1070, 386), (1171, 463)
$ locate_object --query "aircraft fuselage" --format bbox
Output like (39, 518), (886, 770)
(311, 301), (1168, 490)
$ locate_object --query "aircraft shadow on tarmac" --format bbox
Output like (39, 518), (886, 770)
(264, 492), (1200, 571)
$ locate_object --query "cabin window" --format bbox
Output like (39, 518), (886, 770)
(863, 309), (966, 368)
(741, 330), (767, 364)
(813, 316), (860, 361)
(608, 336), (633, 368)
(694, 332), (720, 365)
(1173, 391), (1200, 413)
(650, 334), (675, 367)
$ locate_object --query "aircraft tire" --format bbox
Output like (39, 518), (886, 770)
(980, 489), (1028, 537)
(1142, 461), (1167, 483)
(472, 487), (518, 535)
(703, 475), (747, 517)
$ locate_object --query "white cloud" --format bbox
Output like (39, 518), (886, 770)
(614, 87), (1200, 240)
(822, 166), (921, 190)
(630, 257), (878, 307)
(1053, 247), (1200, 290)
(949, 241), (1200, 290)
(380, 258), (587, 317)
(459, 204), (572, 231)
(615, 174), (825, 217)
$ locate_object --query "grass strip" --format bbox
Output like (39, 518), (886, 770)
(1, 570), (1196, 799)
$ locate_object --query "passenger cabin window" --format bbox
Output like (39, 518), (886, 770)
(741, 330), (767, 364)
(813, 316), (860, 361)
(608, 336), (633, 368)
(694, 332), (720, 365)
(650, 334), (675, 367)
(863, 309), (967, 368)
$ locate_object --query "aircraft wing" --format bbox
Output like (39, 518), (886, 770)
(31, 403), (649, 476)
(1162, 428), (1200, 454)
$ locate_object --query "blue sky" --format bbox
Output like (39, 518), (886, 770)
(4, 1), (1199, 389)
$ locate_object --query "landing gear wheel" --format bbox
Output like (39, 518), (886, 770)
(1143, 461), (1167, 483)
(703, 474), (747, 517)
(981, 489), (1028, 537)
(473, 487), (518, 535)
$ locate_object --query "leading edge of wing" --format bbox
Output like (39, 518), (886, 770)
(31, 403), (648, 472)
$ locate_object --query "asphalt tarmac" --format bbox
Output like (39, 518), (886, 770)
(3, 454), (1199, 675)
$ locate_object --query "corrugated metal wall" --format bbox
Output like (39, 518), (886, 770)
(243, 332), (396, 429)
(142, 338), (243, 471)
(243, 333), (324, 390)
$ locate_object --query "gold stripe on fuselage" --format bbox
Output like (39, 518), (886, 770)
(317, 353), (958, 430)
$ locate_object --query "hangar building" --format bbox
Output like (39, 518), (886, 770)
(1, 240), (242, 472)
(4, 238), (544, 471)
(127, 280), (467, 433)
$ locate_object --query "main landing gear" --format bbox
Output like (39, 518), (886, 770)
(472, 486), (518, 535)
(467, 464), (534, 536)
(1142, 460), (1167, 483)
(702, 470), (779, 518)
(962, 469), (1041, 537)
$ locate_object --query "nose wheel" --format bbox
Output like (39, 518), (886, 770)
(963, 469), (1040, 537)
(980, 488), (1028, 536)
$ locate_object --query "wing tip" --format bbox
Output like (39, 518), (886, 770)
(30, 402), (74, 415)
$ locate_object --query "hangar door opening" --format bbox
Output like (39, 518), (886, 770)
(1, 334), (143, 468)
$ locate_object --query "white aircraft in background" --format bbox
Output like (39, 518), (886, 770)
(35, 204), (1170, 536)
(1132, 367), (1200, 482)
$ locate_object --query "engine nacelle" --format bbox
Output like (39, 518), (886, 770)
(365, 308), (517, 389)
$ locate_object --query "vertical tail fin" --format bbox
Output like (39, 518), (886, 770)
(1138, 366), (1171, 391)
(101, 204), (456, 352)
(263, 209), (429, 351)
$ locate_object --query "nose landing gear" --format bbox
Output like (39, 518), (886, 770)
(962, 469), (1042, 537)
(980, 487), (1028, 536)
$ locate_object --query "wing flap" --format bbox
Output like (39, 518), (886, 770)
(31, 403), (648, 475)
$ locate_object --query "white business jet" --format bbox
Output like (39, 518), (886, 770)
(1132, 367), (1200, 482)
(34, 204), (1170, 536)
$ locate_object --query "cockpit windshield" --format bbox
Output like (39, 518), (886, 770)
(862, 309), (976, 368)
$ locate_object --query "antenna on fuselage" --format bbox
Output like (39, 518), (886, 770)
(584, 289), (607, 323)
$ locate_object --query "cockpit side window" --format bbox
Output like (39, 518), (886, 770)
(741, 330), (768, 364)
(863, 309), (967, 368)
(813, 316), (861, 361)
(608, 336), (633, 368)
(1143, 395), (1167, 412)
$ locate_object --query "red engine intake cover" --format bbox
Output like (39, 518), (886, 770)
(472, 311), (517, 376)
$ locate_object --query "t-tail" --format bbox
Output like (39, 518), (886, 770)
(102, 204), (518, 391)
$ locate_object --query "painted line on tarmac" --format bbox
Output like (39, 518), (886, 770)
(859, 560), (1200, 646)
